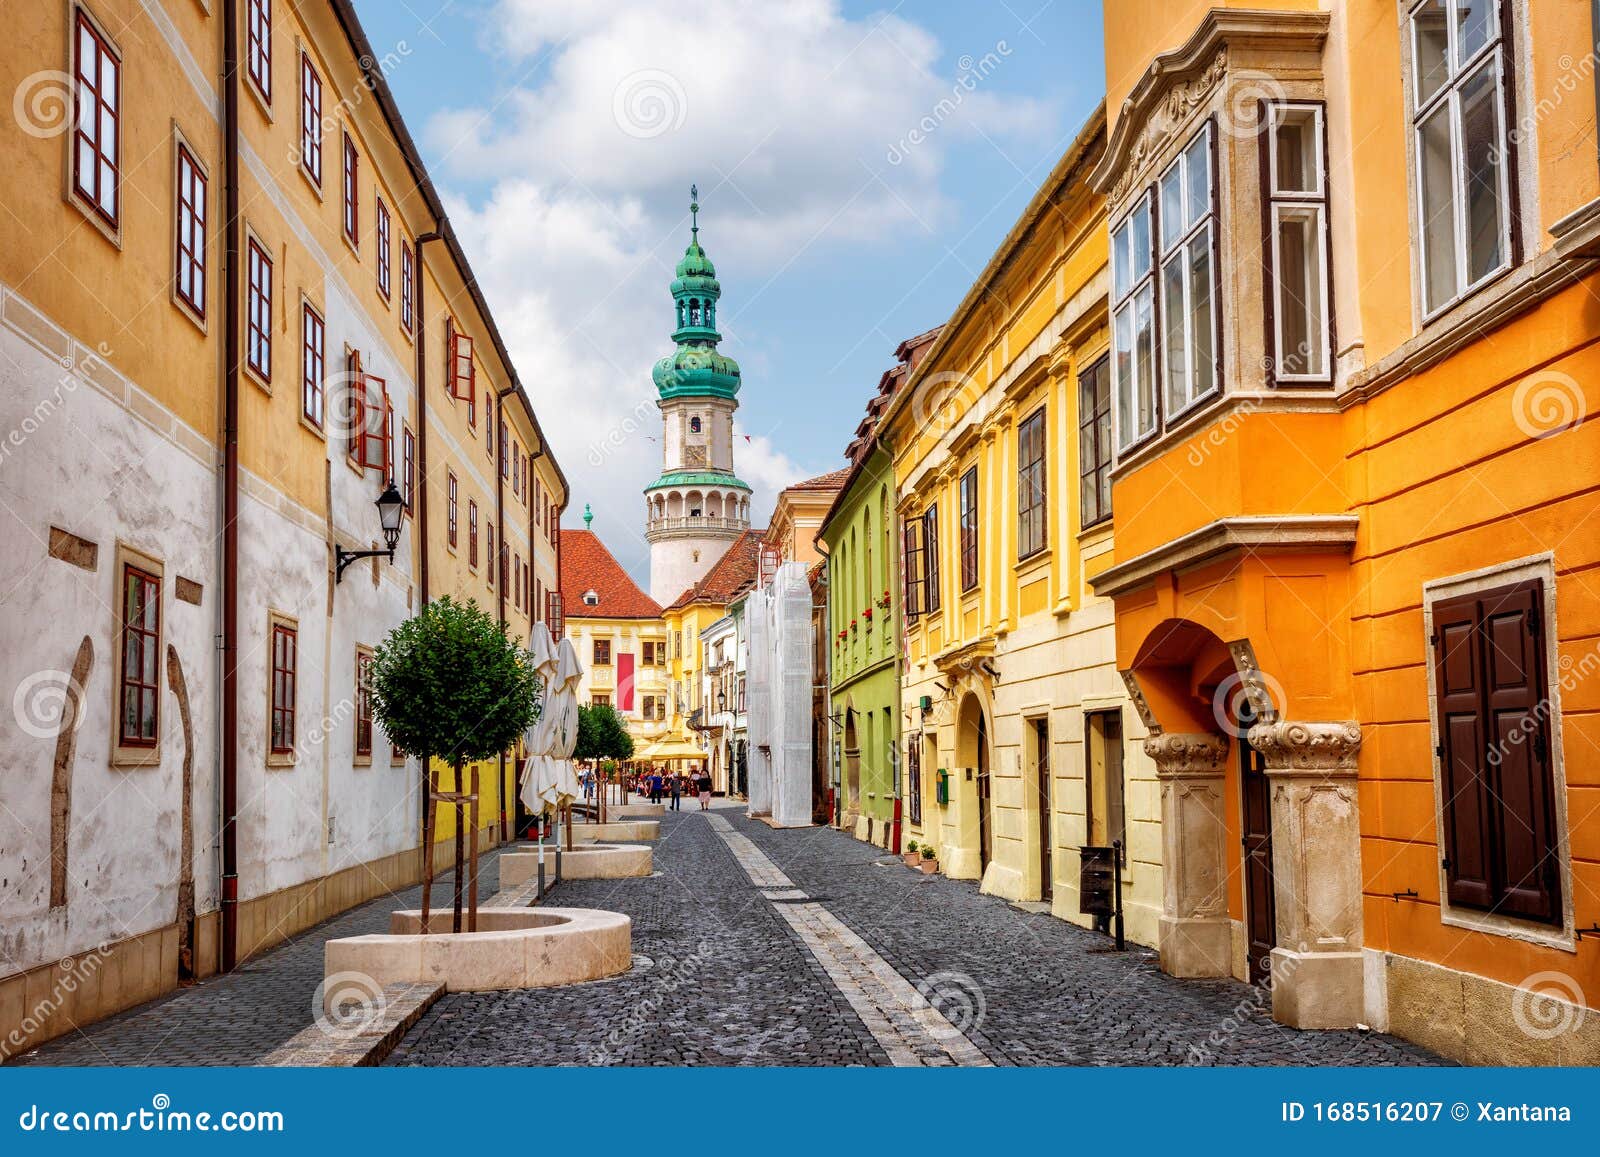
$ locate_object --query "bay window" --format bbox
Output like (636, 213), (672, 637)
(1410, 0), (1513, 317)
(1110, 193), (1155, 449)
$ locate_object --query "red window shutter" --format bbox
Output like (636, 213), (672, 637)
(1481, 582), (1559, 923)
(358, 375), (387, 470)
(1432, 592), (1496, 910)
(346, 351), (364, 462)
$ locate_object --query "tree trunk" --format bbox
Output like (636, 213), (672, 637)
(468, 764), (481, 932)
(451, 758), (465, 934)
(422, 760), (439, 930)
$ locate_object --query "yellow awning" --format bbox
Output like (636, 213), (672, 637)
(635, 736), (709, 762)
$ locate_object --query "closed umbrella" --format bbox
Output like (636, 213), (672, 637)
(519, 624), (561, 815)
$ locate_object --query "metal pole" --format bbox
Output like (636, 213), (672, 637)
(1112, 838), (1125, 952)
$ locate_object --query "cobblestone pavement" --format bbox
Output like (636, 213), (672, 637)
(389, 809), (1445, 1067)
(13, 854), (503, 1067)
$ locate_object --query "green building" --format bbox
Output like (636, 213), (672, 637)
(818, 439), (901, 850)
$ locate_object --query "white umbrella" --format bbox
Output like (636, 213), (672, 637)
(519, 624), (561, 814)
(546, 636), (584, 804)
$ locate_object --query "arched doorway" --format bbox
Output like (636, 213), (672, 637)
(843, 706), (860, 825)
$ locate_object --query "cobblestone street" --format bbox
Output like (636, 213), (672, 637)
(14, 808), (1443, 1067)
(388, 808), (1444, 1067)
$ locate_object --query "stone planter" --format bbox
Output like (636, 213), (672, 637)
(567, 820), (659, 842)
(614, 802), (665, 818)
(902, 852), (921, 868)
(501, 843), (651, 883)
(919, 859), (939, 875)
(325, 907), (631, 993)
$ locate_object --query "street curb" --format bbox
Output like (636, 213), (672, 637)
(258, 981), (445, 1067)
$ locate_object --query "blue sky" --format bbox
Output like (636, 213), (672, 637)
(352, 0), (1105, 581)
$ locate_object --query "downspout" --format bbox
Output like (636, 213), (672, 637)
(219, 0), (241, 973)
(494, 383), (514, 842)
(414, 229), (439, 851)
(1593, 0), (1600, 178)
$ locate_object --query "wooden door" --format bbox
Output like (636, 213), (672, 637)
(977, 710), (992, 871)
(1035, 719), (1052, 901)
(1240, 713), (1276, 986)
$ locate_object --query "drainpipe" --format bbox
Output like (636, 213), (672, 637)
(1593, 0), (1600, 178)
(414, 229), (439, 851)
(219, 0), (241, 974)
(494, 383), (514, 842)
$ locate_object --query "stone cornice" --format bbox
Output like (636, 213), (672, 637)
(933, 636), (996, 677)
(1092, 9), (1330, 201)
(1090, 515), (1359, 599)
(1247, 720), (1362, 773)
(1144, 732), (1229, 776)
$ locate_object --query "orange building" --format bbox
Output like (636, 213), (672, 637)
(1092, 1), (1600, 1062)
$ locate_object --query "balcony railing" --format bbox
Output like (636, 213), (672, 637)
(647, 515), (748, 533)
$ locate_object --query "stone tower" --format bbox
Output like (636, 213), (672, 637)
(644, 187), (751, 605)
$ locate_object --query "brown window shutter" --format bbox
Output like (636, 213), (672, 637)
(1432, 591), (1496, 910)
(902, 518), (922, 618)
(1481, 581), (1560, 924)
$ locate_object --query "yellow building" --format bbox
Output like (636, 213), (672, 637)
(0, 0), (565, 1053)
(877, 107), (1160, 945)
(1092, 0), (1600, 1059)
(559, 512), (670, 749)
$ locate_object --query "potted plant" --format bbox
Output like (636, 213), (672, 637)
(919, 845), (938, 874)
(903, 839), (920, 868)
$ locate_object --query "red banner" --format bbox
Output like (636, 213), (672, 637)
(617, 652), (635, 713)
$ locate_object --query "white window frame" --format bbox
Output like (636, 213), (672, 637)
(1156, 121), (1219, 422)
(1264, 101), (1332, 384)
(1407, 0), (1514, 321)
(1109, 190), (1156, 451)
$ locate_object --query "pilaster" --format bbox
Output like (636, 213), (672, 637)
(1146, 731), (1232, 978)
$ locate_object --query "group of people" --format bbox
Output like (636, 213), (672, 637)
(630, 765), (715, 812)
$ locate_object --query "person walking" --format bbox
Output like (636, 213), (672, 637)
(697, 770), (712, 810)
(669, 771), (682, 812)
(649, 769), (663, 804)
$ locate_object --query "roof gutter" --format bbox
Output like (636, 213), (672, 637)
(219, 0), (241, 973)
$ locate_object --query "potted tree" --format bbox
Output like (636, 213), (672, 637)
(919, 845), (939, 874)
(369, 596), (540, 934)
(903, 839), (921, 868)
(575, 703), (635, 822)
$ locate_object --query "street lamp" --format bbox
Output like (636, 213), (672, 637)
(717, 690), (727, 714)
(335, 482), (406, 583)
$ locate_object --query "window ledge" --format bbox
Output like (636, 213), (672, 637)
(1088, 514), (1358, 599)
(1439, 904), (1575, 955)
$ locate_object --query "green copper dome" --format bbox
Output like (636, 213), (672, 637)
(654, 185), (741, 401)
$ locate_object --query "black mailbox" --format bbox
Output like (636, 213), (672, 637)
(1079, 845), (1115, 916)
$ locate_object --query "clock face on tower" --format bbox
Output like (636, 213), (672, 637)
(685, 445), (707, 467)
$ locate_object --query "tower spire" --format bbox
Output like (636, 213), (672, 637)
(690, 183), (699, 241)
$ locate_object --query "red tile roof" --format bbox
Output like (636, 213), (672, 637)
(667, 528), (767, 610)
(560, 529), (662, 619)
(785, 466), (851, 492)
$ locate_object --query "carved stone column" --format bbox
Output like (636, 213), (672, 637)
(1147, 732), (1232, 978)
(1247, 720), (1364, 1029)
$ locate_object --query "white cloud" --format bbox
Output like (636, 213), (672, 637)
(429, 0), (1053, 580)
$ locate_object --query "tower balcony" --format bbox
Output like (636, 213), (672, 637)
(645, 512), (749, 542)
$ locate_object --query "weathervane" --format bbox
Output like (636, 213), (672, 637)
(690, 183), (699, 240)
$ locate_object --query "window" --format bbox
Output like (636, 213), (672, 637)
(246, 238), (272, 382)
(1109, 194), (1154, 448)
(174, 144), (207, 318)
(486, 522), (494, 588)
(1085, 709), (1125, 860)
(1431, 578), (1559, 924)
(923, 505), (941, 614)
(513, 556), (521, 610)
(593, 639), (612, 666)
(400, 240), (414, 333)
(117, 563), (160, 747)
(642, 640), (656, 664)
(402, 427), (415, 511)
(958, 467), (978, 592)
(270, 620), (296, 756)
(1016, 407), (1047, 559)
(1158, 124), (1217, 420)
(447, 472), (458, 548)
(447, 321), (476, 420)
(1410, 0), (1513, 317)
(342, 132), (359, 245)
(355, 650), (373, 759)
(246, 0), (271, 104)
(592, 694), (611, 709)
(689, 415), (702, 433)
(1264, 103), (1330, 381)
(375, 196), (391, 300)
(902, 516), (923, 619)
(301, 302), (324, 427)
(72, 12), (120, 227)
(468, 499), (479, 569)
(486, 397), (496, 461)
(1078, 355), (1112, 528)
(299, 52), (322, 186)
